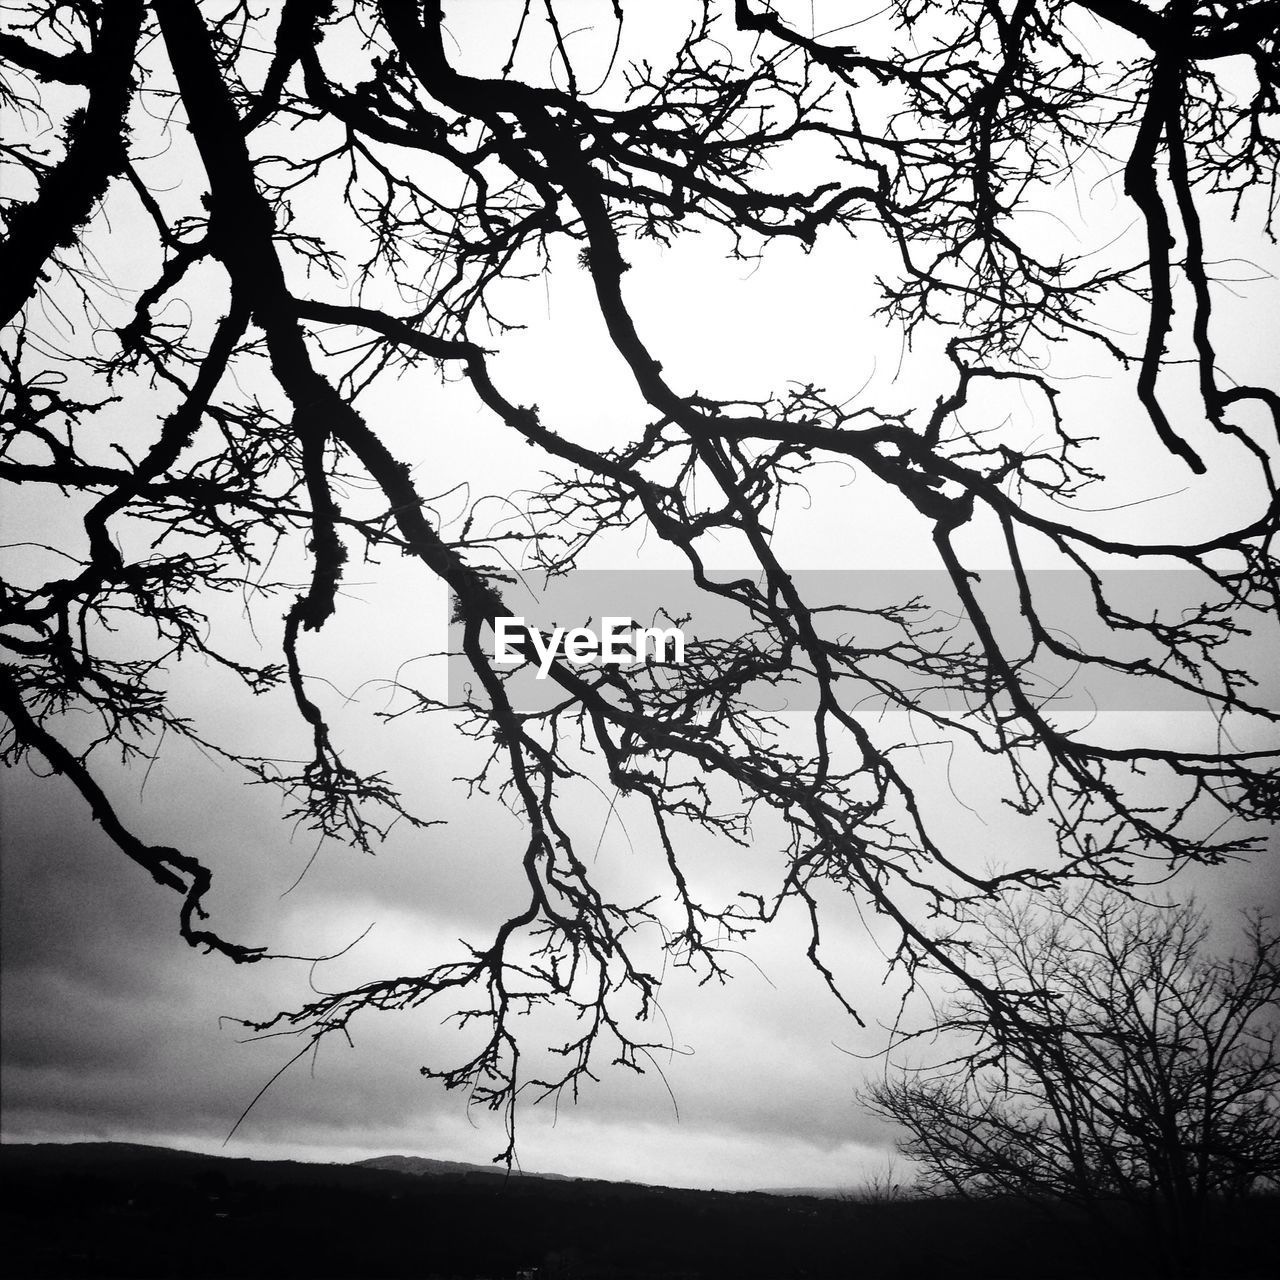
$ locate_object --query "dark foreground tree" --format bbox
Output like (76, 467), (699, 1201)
(864, 895), (1280, 1278)
(2, 2), (1279, 1154)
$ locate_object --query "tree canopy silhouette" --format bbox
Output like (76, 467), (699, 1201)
(2, 1), (1278, 1156)
(864, 894), (1280, 1279)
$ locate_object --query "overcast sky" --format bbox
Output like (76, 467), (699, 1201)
(4, 722), (1275, 1191)
(2, 0), (1279, 1195)
(0, 746), (916, 1190)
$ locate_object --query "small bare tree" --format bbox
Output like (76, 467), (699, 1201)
(865, 894), (1280, 1278)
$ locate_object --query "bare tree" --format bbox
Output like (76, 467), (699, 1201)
(864, 895), (1280, 1278)
(2, 2), (1278, 1156)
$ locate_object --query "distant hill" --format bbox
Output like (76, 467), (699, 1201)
(2, 1140), (1275, 1279)
(357, 1156), (855, 1197)
(354, 1152), (571, 1181)
(3, 1142), (568, 1184)
(1, 1140), (214, 1166)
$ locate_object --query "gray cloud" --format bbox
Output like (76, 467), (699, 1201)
(5, 714), (1276, 1192)
(1, 754), (903, 1189)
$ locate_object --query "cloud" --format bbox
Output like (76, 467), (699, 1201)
(0, 757), (902, 1190)
(6, 718), (1275, 1193)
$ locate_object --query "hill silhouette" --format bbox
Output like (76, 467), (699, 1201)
(1, 1142), (1274, 1279)
(354, 1153), (572, 1182)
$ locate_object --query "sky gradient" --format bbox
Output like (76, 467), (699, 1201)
(3, 0), (1279, 1199)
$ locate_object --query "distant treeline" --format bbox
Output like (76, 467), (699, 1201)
(1, 1143), (1274, 1279)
